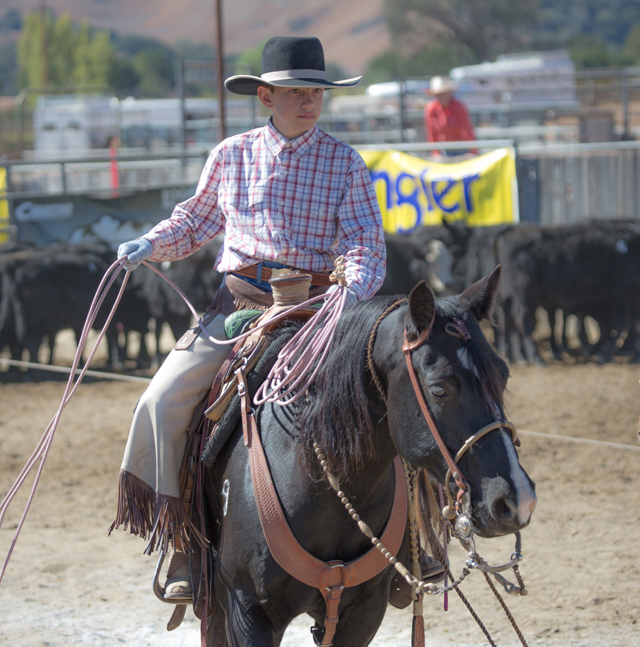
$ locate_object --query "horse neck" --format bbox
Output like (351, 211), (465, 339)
(339, 405), (398, 502)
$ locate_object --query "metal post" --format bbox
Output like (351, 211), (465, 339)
(214, 0), (226, 142)
(251, 95), (257, 130)
(60, 162), (67, 194)
(177, 59), (187, 151)
(176, 59), (187, 180)
(398, 78), (406, 144)
(622, 73), (630, 140)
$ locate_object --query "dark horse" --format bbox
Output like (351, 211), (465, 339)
(204, 267), (537, 646)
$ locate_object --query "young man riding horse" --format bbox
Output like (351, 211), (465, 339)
(110, 36), (402, 600)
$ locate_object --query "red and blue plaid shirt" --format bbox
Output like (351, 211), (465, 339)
(143, 119), (386, 300)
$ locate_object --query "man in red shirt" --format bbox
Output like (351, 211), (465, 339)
(424, 76), (477, 156)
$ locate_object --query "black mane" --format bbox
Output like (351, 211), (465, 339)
(297, 296), (401, 479)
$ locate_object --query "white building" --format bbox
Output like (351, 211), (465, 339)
(450, 50), (578, 108)
(32, 95), (260, 157)
(33, 95), (118, 157)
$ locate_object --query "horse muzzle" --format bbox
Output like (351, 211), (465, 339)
(443, 421), (537, 538)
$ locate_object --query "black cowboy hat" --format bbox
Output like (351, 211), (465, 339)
(225, 36), (361, 96)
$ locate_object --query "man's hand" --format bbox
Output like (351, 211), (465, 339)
(117, 239), (153, 271)
(326, 284), (358, 308)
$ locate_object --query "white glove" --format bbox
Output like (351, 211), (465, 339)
(117, 238), (153, 271)
(327, 284), (358, 308)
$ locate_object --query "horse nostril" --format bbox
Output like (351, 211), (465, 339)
(493, 496), (517, 522)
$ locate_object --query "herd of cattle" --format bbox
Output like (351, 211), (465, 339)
(1, 218), (639, 381)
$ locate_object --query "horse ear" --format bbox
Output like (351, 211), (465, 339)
(458, 265), (502, 322)
(405, 280), (435, 339)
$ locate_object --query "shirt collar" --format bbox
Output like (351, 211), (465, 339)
(265, 118), (319, 158)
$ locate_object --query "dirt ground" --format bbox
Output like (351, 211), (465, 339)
(1, 330), (640, 647)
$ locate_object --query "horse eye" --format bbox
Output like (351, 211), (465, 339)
(430, 385), (447, 398)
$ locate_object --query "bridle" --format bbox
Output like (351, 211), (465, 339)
(368, 300), (521, 532)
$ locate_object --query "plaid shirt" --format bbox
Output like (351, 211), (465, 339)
(143, 119), (386, 300)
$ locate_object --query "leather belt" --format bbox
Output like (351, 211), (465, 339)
(233, 264), (333, 287)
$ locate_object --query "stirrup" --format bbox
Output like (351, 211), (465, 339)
(421, 554), (445, 584)
(153, 548), (194, 604)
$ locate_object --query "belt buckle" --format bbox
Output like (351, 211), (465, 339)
(270, 267), (300, 279)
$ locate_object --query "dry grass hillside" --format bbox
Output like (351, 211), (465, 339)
(9, 0), (389, 75)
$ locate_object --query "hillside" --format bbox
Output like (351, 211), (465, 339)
(7, 0), (390, 75)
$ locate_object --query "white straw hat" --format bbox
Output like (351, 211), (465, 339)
(428, 76), (459, 95)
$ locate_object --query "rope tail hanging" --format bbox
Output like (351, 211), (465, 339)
(0, 259), (130, 584)
(254, 256), (350, 407)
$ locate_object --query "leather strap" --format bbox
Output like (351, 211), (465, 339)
(402, 328), (467, 493)
(241, 377), (407, 645)
(233, 264), (333, 287)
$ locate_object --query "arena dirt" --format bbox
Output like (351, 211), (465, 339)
(1, 330), (639, 647)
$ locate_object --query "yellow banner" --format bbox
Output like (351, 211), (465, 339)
(359, 148), (519, 233)
(0, 167), (8, 244)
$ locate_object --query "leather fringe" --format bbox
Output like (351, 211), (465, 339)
(108, 470), (207, 555)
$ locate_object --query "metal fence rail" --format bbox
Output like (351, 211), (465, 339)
(4, 139), (640, 229)
(517, 140), (640, 224)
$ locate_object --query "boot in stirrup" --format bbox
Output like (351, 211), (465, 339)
(164, 550), (193, 602)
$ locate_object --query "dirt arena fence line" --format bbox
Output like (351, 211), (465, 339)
(4, 356), (639, 454)
(0, 357), (152, 384)
(518, 428), (640, 451)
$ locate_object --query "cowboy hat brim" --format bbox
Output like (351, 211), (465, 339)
(225, 74), (362, 96)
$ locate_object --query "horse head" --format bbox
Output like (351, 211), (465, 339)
(378, 266), (537, 538)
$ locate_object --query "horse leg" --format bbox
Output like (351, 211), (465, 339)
(329, 584), (390, 647)
(221, 590), (282, 647)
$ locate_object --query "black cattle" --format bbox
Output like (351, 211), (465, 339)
(381, 231), (456, 297)
(0, 257), (25, 381)
(129, 238), (223, 366)
(0, 243), (122, 379)
(496, 221), (640, 364)
(0, 237), (227, 379)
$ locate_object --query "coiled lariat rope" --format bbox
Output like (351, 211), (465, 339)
(254, 256), (350, 406)
(0, 257), (351, 584)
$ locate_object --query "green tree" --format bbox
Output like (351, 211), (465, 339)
(17, 11), (50, 88)
(624, 22), (640, 62)
(363, 43), (474, 85)
(89, 30), (114, 86)
(49, 13), (76, 86)
(18, 12), (116, 90)
(569, 34), (633, 69)
(133, 47), (175, 96)
(235, 40), (266, 76)
(73, 21), (92, 85)
(109, 58), (140, 93)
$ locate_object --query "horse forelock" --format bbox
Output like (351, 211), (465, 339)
(434, 297), (507, 413)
